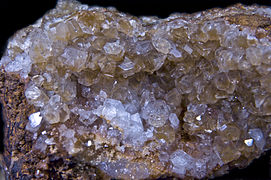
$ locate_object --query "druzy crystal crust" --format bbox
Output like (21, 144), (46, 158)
(1, 0), (271, 179)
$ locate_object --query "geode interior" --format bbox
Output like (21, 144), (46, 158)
(1, 0), (271, 179)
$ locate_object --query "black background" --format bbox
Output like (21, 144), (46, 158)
(1, 0), (271, 179)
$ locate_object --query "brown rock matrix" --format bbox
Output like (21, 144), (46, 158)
(1, 0), (271, 179)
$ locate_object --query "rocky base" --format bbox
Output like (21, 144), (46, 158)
(0, 70), (105, 179)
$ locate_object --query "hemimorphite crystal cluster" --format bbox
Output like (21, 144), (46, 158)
(1, 0), (271, 179)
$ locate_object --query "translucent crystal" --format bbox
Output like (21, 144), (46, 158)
(33, 135), (48, 152)
(141, 100), (169, 128)
(0, 56), (11, 67)
(170, 150), (194, 176)
(25, 85), (42, 100)
(118, 57), (135, 71)
(42, 107), (60, 124)
(98, 160), (149, 179)
(25, 85), (48, 107)
(262, 96), (271, 115)
(152, 37), (172, 54)
(136, 40), (153, 55)
(58, 124), (81, 154)
(45, 138), (55, 145)
(183, 44), (193, 54)
(4, 53), (32, 79)
(31, 75), (45, 86)
(71, 107), (97, 125)
(101, 99), (120, 120)
(103, 40), (124, 55)
(246, 46), (263, 66)
(60, 47), (88, 72)
(244, 139), (253, 147)
(130, 113), (144, 131)
(86, 140), (92, 147)
(169, 113), (179, 129)
(248, 128), (266, 150)
(28, 112), (42, 128)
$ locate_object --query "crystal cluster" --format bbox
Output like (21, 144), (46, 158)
(1, 0), (271, 179)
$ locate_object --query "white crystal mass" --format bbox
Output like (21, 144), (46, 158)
(28, 112), (42, 128)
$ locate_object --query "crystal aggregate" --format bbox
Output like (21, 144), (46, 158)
(1, 0), (271, 179)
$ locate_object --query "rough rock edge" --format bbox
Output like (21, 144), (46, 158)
(0, 70), (106, 179)
(1, 2), (271, 179)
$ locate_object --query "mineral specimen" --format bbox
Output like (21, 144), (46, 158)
(1, 0), (271, 179)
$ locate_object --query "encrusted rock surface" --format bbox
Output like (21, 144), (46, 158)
(1, 0), (271, 179)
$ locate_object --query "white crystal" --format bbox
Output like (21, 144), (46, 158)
(218, 124), (228, 131)
(118, 57), (135, 71)
(86, 140), (92, 146)
(136, 40), (152, 55)
(159, 151), (170, 162)
(187, 103), (207, 115)
(196, 115), (202, 121)
(41, 107), (60, 124)
(152, 37), (172, 54)
(153, 55), (166, 71)
(3, 3), (271, 179)
(183, 44), (193, 54)
(0, 56), (11, 67)
(130, 113), (144, 131)
(169, 113), (179, 129)
(58, 124), (81, 154)
(4, 53), (32, 79)
(248, 128), (265, 150)
(205, 129), (212, 133)
(244, 139), (254, 147)
(145, 128), (154, 138)
(71, 107), (97, 125)
(25, 85), (42, 100)
(98, 98), (131, 130)
(256, 7), (271, 17)
(170, 150), (194, 176)
(99, 90), (108, 99)
(45, 137), (55, 145)
(28, 112), (42, 128)
(97, 98), (148, 147)
(48, 94), (61, 107)
(103, 40), (124, 55)
(102, 103), (118, 121)
(124, 123), (146, 146)
(98, 160), (149, 179)
(141, 100), (169, 128)
(33, 133), (38, 139)
(61, 47), (88, 71)
(59, 124), (75, 139)
(32, 75), (45, 86)
(170, 47), (183, 58)
(43, 72), (52, 82)
(216, 48), (244, 71)
(246, 46), (263, 66)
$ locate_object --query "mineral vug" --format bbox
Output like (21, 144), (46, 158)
(1, 0), (271, 179)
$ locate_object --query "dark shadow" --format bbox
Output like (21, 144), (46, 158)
(78, 0), (271, 18)
(215, 149), (271, 180)
(0, 0), (57, 57)
(0, 103), (3, 153)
